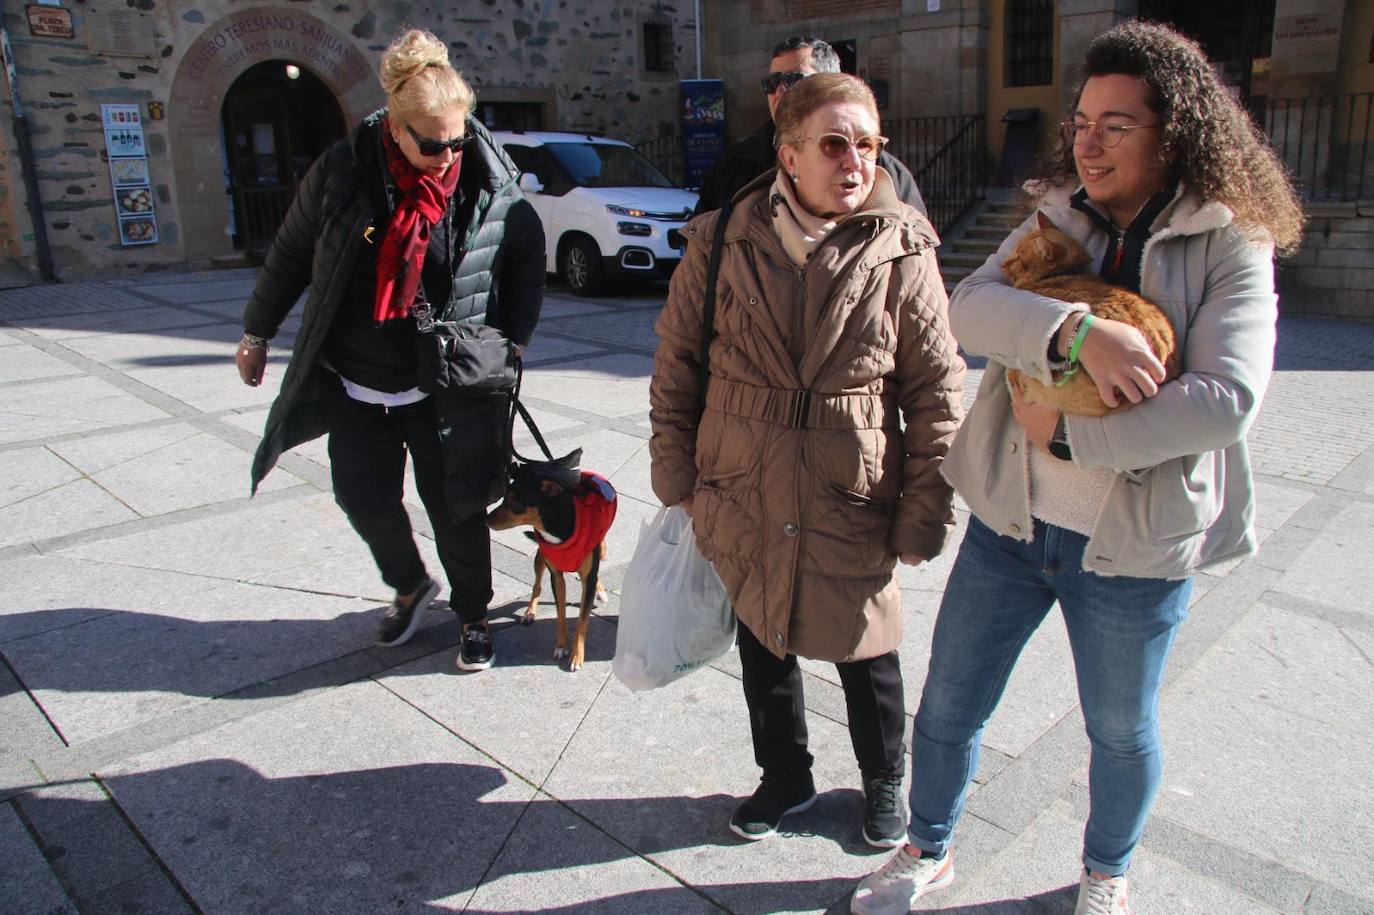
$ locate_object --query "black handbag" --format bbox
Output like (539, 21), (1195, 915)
(413, 301), (518, 395)
(414, 301), (519, 519)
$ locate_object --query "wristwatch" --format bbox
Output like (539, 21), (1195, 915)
(1048, 414), (1072, 461)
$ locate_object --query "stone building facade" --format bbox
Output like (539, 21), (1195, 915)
(0, 0), (699, 280)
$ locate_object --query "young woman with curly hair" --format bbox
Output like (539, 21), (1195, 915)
(852, 20), (1302, 915)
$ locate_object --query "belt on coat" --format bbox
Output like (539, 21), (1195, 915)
(704, 378), (895, 430)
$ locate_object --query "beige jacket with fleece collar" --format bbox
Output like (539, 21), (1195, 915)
(942, 182), (1279, 578)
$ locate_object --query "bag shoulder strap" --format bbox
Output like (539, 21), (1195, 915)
(698, 202), (732, 407)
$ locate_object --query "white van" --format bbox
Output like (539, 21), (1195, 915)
(494, 131), (699, 296)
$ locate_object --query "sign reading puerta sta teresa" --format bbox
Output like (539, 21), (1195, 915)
(183, 12), (369, 91)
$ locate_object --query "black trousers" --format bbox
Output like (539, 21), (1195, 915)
(737, 620), (905, 779)
(324, 379), (492, 625)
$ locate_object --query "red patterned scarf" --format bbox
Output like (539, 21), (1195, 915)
(374, 118), (462, 322)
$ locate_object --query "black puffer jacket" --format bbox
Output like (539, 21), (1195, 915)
(692, 120), (928, 218)
(243, 110), (545, 492)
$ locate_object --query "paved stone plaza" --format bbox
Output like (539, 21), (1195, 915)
(1, 270), (1372, 914)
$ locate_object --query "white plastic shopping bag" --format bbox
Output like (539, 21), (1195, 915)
(613, 505), (735, 690)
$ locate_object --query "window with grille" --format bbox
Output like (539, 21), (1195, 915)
(643, 22), (674, 73)
(1005, 0), (1054, 87)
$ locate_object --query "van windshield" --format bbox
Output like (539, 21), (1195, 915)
(544, 143), (674, 188)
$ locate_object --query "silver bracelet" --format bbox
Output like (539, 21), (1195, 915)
(239, 332), (269, 350)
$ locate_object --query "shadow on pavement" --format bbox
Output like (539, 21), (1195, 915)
(13, 760), (873, 913)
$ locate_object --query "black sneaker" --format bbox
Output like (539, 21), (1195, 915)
(455, 623), (494, 672)
(728, 771), (817, 841)
(375, 577), (440, 647)
(862, 773), (907, 848)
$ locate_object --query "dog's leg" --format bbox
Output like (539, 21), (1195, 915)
(593, 541), (609, 606)
(569, 547), (602, 672)
(551, 571), (569, 661)
(523, 553), (545, 625)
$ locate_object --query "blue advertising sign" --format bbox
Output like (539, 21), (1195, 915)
(680, 79), (726, 190)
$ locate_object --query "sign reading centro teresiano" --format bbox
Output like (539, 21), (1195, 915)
(101, 104), (159, 246)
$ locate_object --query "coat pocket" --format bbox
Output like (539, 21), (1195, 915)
(1149, 453), (1225, 541)
(803, 484), (896, 577)
(694, 468), (760, 566)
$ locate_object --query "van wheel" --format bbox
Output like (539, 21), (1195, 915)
(561, 236), (605, 297)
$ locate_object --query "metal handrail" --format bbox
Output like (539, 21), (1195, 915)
(888, 114), (988, 236)
(1264, 92), (1374, 202)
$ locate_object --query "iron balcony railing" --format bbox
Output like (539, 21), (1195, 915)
(887, 114), (988, 236)
(1264, 92), (1374, 202)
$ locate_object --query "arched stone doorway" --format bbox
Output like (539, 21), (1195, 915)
(223, 60), (346, 253)
(168, 9), (377, 263)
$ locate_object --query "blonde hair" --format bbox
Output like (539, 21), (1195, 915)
(379, 29), (476, 123)
(774, 73), (878, 148)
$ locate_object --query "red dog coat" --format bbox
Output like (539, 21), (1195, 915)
(534, 472), (617, 573)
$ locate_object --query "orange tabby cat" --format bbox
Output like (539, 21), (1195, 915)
(1003, 212), (1180, 417)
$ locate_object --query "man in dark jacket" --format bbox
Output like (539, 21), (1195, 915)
(693, 37), (927, 218)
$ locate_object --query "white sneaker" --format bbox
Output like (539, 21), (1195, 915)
(1075, 870), (1131, 915)
(850, 846), (954, 915)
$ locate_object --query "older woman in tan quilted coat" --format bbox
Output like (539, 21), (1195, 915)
(649, 73), (965, 848)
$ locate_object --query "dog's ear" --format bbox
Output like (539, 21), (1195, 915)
(539, 478), (564, 497)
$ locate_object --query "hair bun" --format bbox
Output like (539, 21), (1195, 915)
(379, 29), (451, 97)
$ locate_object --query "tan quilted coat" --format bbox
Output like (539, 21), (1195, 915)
(649, 170), (965, 662)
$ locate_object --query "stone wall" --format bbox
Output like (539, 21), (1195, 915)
(0, 0), (700, 279)
(1278, 203), (1374, 323)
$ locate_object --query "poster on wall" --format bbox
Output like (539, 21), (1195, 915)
(680, 79), (726, 190)
(101, 103), (159, 246)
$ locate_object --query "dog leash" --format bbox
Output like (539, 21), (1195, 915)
(507, 357), (582, 474)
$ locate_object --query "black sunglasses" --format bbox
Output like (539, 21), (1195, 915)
(405, 123), (465, 157)
(760, 70), (808, 94)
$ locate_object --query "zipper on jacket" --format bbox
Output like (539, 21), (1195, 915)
(1109, 229), (1126, 277)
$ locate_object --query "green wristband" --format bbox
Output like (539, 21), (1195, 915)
(1067, 313), (1095, 364)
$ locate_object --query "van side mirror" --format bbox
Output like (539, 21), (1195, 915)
(518, 173), (544, 194)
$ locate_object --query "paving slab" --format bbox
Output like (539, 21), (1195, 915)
(1158, 603), (1374, 899)
(0, 800), (73, 915)
(465, 795), (719, 914)
(1270, 500), (1374, 617)
(0, 375), (170, 445)
(15, 305), (230, 342)
(98, 680), (537, 912)
(48, 422), (302, 516)
(0, 475), (138, 550)
(58, 325), (294, 413)
(1, 570), (393, 743)
(538, 308), (662, 353)
(132, 280), (258, 306)
(911, 799), (1283, 914)
(543, 665), (886, 915)
(0, 283), (152, 320)
(518, 353), (655, 420)
(380, 615), (619, 785)
(0, 345), (85, 384)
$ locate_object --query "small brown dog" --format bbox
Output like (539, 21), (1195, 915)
(487, 466), (617, 671)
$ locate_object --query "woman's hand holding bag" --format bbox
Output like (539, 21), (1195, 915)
(612, 505), (735, 690)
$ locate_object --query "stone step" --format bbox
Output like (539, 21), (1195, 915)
(940, 251), (989, 268)
(967, 225), (1010, 240)
(952, 239), (1000, 255)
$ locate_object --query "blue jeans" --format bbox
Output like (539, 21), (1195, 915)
(909, 516), (1190, 876)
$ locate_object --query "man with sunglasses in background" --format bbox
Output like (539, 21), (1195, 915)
(692, 37), (926, 217)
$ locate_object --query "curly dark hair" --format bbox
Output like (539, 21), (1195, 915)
(1036, 20), (1304, 256)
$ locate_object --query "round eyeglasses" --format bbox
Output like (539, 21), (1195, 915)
(1060, 120), (1160, 149)
(795, 133), (889, 161)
